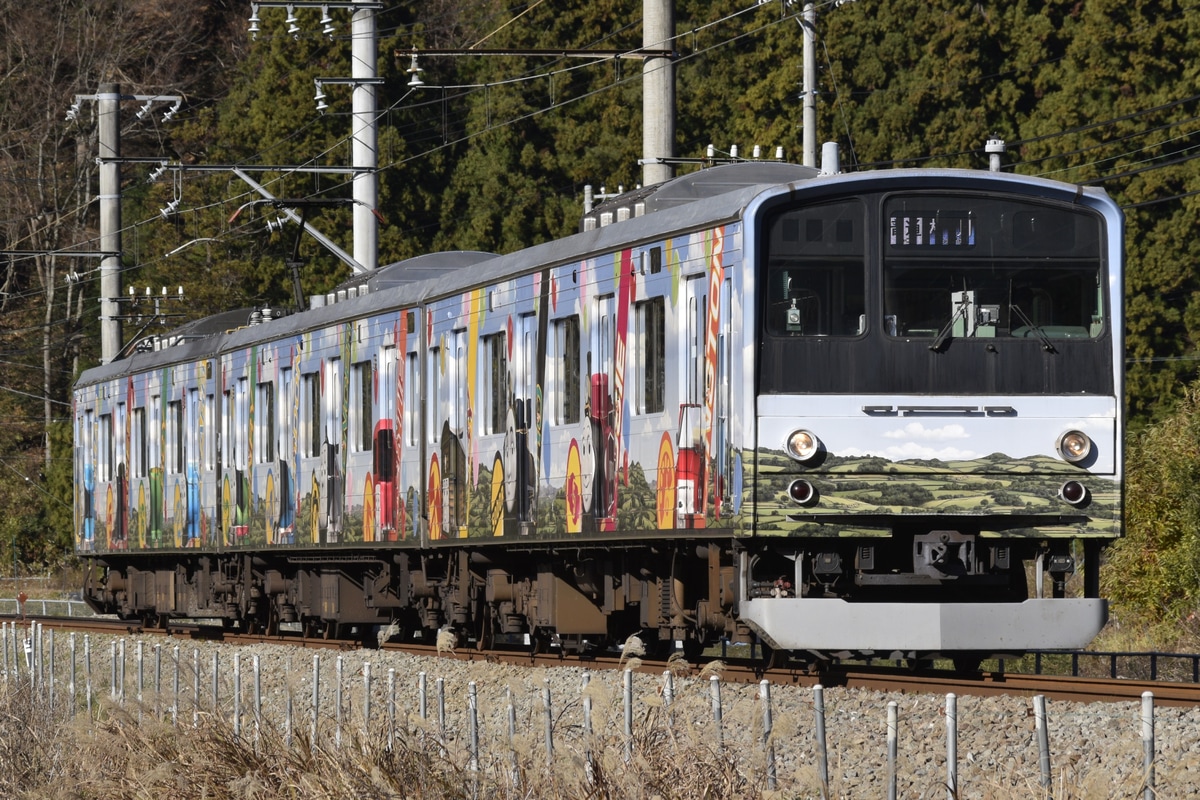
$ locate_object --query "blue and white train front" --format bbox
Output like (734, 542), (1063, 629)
(735, 171), (1124, 659)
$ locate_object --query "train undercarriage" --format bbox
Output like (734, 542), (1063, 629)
(83, 527), (1106, 666)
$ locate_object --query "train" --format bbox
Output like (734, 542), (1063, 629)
(73, 157), (1124, 667)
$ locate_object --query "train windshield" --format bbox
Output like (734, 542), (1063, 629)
(880, 195), (1105, 341)
(759, 190), (1113, 395)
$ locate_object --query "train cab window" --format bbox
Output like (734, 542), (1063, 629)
(882, 196), (1104, 340)
(764, 199), (866, 337)
(301, 372), (319, 457)
(131, 407), (146, 479)
(550, 316), (580, 425)
(634, 298), (665, 415)
(350, 360), (373, 452)
(255, 381), (275, 463)
(481, 333), (506, 435)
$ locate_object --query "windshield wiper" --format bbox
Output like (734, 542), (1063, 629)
(1010, 305), (1057, 353)
(928, 302), (968, 352)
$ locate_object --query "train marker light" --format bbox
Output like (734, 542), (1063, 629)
(788, 479), (816, 506)
(1059, 480), (1089, 506)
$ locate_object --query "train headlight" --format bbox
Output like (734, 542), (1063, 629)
(1056, 430), (1092, 464)
(785, 429), (821, 463)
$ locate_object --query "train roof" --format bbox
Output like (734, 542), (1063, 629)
(77, 161), (1113, 389)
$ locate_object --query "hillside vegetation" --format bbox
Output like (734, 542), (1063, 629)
(1, 0), (1198, 638)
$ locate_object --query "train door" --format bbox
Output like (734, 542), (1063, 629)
(401, 339), (421, 540)
(184, 388), (201, 545)
(113, 400), (128, 546)
(588, 294), (617, 526)
(348, 356), (375, 540)
(129, 404), (147, 547)
(375, 345), (398, 538)
(505, 313), (538, 529)
(201, 390), (217, 546)
(79, 408), (95, 548)
(441, 330), (467, 537)
(165, 397), (185, 546)
(678, 276), (709, 527)
(148, 393), (164, 546)
(276, 368), (295, 544)
(252, 378), (276, 544)
(323, 357), (344, 541)
(713, 280), (733, 519)
(299, 370), (323, 543)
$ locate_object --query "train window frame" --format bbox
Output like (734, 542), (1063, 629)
(426, 345), (441, 445)
(633, 297), (666, 415)
(404, 351), (419, 447)
(481, 332), (507, 436)
(130, 406), (146, 479)
(204, 394), (215, 472)
(167, 400), (183, 475)
(148, 396), (161, 477)
(762, 198), (867, 338)
(350, 360), (373, 453)
(235, 378), (249, 471)
(255, 381), (275, 464)
(550, 315), (580, 426)
(300, 372), (320, 458)
(324, 358), (342, 455)
(277, 370), (292, 466)
(98, 412), (113, 482)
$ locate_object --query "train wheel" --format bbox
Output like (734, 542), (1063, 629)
(474, 609), (495, 652)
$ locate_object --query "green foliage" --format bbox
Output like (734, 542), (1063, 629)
(1104, 381), (1200, 621)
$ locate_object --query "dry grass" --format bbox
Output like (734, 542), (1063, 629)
(0, 680), (772, 800)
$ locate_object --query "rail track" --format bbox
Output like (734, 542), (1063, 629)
(14, 613), (1200, 707)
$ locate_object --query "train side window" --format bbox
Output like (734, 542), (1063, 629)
(235, 378), (249, 470)
(255, 381), (275, 463)
(98, 412), (113, 482)
(351, 360), (373, 452)
(149, 396), (161, 476)
(404, 351), (419, 447)
(301, 372), (319, 456)
(204, 394), (215, 471)
(427, 346), (440, 445)
(324, 358), (342, 452)
(167, 401), (183, 474)
(550, 316), (580, 425)
(481, 333), (506, 435)
(277, 370), (292, 464)
(131, 407), (146, 479)
(634, 297), (665, 415)
(379, 346), (396, 425)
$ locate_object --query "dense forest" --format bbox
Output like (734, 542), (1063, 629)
(1, 0), (1199, 634)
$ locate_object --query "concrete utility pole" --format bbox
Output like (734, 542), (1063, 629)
(642, 0), (676, 187)
(802, 3), (818, 168)
(98, 83), (122, 364)
(351, 0), (378, 271)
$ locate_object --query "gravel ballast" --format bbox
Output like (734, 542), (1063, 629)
(15, 630), (1200, 799)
